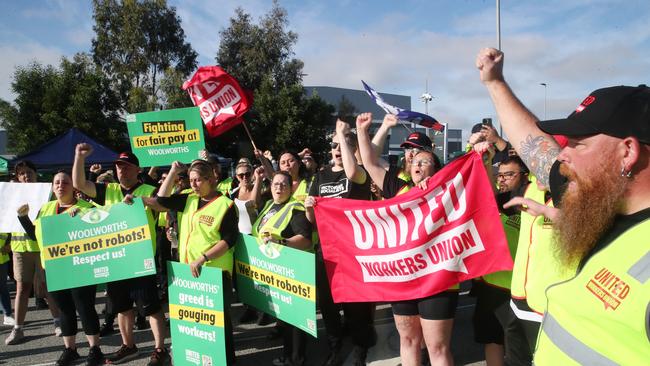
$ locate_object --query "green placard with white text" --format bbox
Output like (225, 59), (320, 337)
(126, 106), (205, 167)
(235, 234), (317, 337)
(40, 199), (156, 291)
(168, 261), (226, 366)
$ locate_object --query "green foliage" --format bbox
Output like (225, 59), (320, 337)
(215, 1), (334, 158)
(91, 0), (197, 112)
(0, 54), (126, 154)
(160, 67), (194, 109)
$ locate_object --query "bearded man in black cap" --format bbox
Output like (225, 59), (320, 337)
(73, 144), (169, 366)
(476, 47), (650, 365)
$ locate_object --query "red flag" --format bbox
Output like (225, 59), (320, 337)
(182, 66), (252, 138)
(314, 153), (513, 303)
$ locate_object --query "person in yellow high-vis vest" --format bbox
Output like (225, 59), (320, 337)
(142, 159), (239, 366)
(0, 233), (14, 327)
(358, 112), (456, 366)
(472, 155), (530, 366)
(477, 47), (650, 365)
(252, 171), (312, 366)
(72, 144), (169, 365)
(18, 171), (105, 366)
(5, 160), (61, 346)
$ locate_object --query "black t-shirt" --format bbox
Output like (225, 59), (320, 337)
(309, 165), (371, 200)
(579, 207), (650, 270)
(256, 202), (312, 239)
(156, 193), (239, 248)
(382, 165), (409, 199)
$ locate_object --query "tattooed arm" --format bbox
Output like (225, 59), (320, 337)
(476, 47), (560, 187)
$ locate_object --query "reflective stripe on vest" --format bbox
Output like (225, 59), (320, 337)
(10, 232), (39, 252)
(252, 201), (304, 240)
(178, 194), (234, 275)
(540, 313), (617, 366)
(628, 251), (650, 284)
(534, 219), (650, 365)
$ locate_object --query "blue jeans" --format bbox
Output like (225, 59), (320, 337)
(0, 262), (12, 316)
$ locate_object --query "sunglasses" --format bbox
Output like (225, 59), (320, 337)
(237, 172), (252, 179)
(330, 142), (340, 150)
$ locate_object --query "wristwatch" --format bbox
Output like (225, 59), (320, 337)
(202, 253), (209, 262)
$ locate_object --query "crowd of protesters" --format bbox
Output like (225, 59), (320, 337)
(1, 47), (648, 366)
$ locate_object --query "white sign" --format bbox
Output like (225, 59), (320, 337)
(0, 182), (52, 233)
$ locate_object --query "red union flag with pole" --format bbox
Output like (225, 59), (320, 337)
(182, 66), (251, 137)
(314, 153), (513, 302)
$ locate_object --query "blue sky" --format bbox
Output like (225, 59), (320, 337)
(2, 0), (650, 138)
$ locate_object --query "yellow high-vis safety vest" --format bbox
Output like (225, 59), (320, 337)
(482, 211), (520, 289)
(178, 194), (234, 275)
(534, 218), (650, 365)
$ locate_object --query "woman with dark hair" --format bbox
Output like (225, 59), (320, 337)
(141, 160), (239, 365)
(17, 171), (104, 366)
(252, 171), (312, 366)
(277, 151), (311, 202)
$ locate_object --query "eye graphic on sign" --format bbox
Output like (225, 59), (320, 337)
(80, 209), (109, 224)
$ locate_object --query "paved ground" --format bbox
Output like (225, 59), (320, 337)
(0, 284), (486, 366)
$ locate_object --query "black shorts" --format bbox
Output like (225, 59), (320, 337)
(106, 275), (161, 316)
(472, 281), (510, 344)
(391, 291), (458, 320)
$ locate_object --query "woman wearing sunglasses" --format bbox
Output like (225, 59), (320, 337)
(252, 171), (312, 366)
(141, 160), (239, 365)
(357, 113), (453, 366)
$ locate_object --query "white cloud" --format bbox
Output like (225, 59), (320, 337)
(0, 43), (63, 102)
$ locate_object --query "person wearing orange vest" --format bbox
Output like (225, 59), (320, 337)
(72, 144), (168, 366)
(142, 159), (239, 366)
(477, 47), (650, 365)
(358, 112), (455, 366)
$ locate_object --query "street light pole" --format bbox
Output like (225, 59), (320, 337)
(540, 83), (547, 119)
(496, 0), (501, 50)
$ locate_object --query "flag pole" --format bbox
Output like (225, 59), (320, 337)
(241, 120), (258, 151)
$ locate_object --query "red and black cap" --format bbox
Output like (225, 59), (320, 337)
(537, 85), (650, 144)
(400, 132), (433, 150)
(114, 152), (140, 167)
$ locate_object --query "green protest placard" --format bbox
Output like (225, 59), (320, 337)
(168, 261), (225, 366)
(235, 234), (317, 337)
(40, 199), (156, 291)
(126, 106), (205, 167)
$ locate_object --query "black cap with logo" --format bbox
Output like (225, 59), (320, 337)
(537, 85), (650, 144)
(400, 132), (433, 151)
(114, 152), (140, 167)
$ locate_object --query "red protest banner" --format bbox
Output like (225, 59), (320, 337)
(314, 153), (513, 303)
(182, 66), (251, 138)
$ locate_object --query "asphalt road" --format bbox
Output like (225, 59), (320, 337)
(0, 285), (485, 366)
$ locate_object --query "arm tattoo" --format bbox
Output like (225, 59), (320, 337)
(519, 134), (560, 188)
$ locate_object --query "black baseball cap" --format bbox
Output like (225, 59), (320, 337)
(537, 85), (650, 144)
(400, 132), (432, 150)
(114, 152), (140, 167)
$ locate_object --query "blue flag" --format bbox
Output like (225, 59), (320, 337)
(361, 80), (445, 132)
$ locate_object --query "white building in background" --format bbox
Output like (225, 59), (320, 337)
(304, 86), (464, 164)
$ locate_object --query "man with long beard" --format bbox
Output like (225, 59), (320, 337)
(476, 47), (649, 365)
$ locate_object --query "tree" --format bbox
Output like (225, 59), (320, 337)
(215, 1), (334, 158)
(0, 54), (126, 154)
(91, 0), (197, 112)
